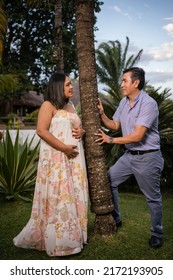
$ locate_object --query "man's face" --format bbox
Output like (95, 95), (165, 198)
(121, 72), (139, 97)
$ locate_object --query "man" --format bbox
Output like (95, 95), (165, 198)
(95, 67), (164, 248)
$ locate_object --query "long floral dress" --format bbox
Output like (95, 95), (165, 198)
(13, 108), (88, 257)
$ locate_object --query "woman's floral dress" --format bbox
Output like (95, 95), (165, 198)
(13, 109), (88, 256)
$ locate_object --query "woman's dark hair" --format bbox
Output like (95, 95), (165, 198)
(44, 72), (69, 109)
(123, 67), (145, 90)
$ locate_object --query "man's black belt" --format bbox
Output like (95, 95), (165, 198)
(127, 149), (159, 155)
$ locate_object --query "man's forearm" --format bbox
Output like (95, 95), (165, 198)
(101, 112), (118, 131)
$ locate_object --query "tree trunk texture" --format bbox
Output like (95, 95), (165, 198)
(3, 100), (13, 116)
(75, 0), (116, 235)
(55, 0), (64, 72)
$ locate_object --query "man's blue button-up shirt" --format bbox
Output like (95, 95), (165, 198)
(113, 90), (160, 151)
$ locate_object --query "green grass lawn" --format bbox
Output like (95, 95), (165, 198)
(0, 192), (173, 260)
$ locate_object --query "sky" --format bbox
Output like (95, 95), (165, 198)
(94, 0), (173, 97)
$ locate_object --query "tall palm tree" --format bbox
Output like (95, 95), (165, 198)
(75, 0), (115, 235)
(0, 0), (7, 58)
(0, 0), (19, 114)
(96, 37), (143, 116)
(27, 0), (64, 72)
(55, 0), (64, 72)
(95, 38), (143, 167)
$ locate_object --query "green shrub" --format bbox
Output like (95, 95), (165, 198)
(0, 131), (3, 140)
(3, 112), (18, 124)
(23, 109), (39, 126)
(0, 129), (40, 201)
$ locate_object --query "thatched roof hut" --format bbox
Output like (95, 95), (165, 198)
(14, 91), (44, 107)
(12, 80), (80, 116)
(13, 91), (44, 115)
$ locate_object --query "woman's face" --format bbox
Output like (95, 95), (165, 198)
(64, 76), (73, 99)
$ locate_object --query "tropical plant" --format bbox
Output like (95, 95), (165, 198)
(0, 73), (19, 98)
(0, 75), (20, 115)
(96, 38), (143, 167)
(0, 1), (20, 116)
(146, 85), (173, 187)
(96, 37), (143, 112)
(96, 37), (143, 164)
(146, 85), (173, 140)
(0, 129), (40, 201)
(23, 109), (39, 126)
(0, 130), (3, 140)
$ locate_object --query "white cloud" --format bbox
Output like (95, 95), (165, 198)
(113, 5), (132, 20)
(113, 5), (121, 13)
(147, 42), (173, 60)
(163, 23), (173, 37)
(164, 17), (173, 21)
(146, 70), (173, 84)
(145, 70), (173, 94)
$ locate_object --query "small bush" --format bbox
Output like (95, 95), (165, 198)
(23, 109), (39, 126)
(0, 131), (3, 140)
(0, 129), (40, 201)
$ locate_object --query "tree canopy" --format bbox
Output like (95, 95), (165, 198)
(2, 0), (103, 92)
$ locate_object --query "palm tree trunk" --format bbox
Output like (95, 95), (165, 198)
(75, 0), (115, 235)
(55, 0), (64, 72)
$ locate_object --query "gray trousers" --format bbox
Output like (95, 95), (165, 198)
(109, 150), (164, 238)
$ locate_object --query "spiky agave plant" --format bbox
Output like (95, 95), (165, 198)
(0, 129), (40, 201)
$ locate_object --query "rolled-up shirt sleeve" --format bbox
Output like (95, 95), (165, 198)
(136, 100), (158, 128)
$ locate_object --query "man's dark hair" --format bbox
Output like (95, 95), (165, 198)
(123, 67), (145, 90)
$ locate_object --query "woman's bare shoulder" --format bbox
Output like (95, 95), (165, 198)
(39, 101), (57, 116)
(40, 101), (55, 110)
(41, 100), (52, 108)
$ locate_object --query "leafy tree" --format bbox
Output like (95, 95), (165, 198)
(3, 0), (103, 89)
(0, 0), (103, 115)
(2, 0), (56, 91)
